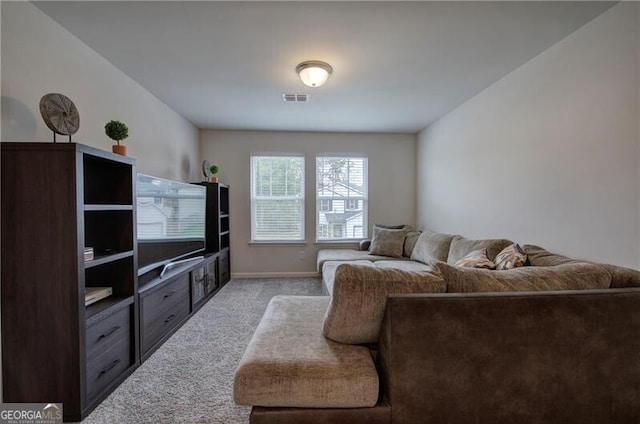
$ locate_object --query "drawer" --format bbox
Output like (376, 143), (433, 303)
(141, 295), (190, 354)
(141, 274), (189, 316)
(86, 307), (130, 363)
(86, 336), (131, 401)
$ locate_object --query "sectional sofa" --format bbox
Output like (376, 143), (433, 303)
(234, 228), (640, 424)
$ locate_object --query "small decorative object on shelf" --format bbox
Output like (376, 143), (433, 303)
(39, 93), (80, 143)
(84, 247), (94, 261)
(209, 164), (220, 183)
(202, 160), (212, 182)
(105, 120), (129, 156)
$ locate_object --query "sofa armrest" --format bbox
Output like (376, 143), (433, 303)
(378, 289), (640, 424)
(359, 239), (371, 251)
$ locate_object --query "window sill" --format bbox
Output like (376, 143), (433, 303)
(248, 241), (308, 246)
(314, 240), (364, 245)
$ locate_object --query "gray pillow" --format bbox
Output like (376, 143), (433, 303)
(403, 230), (421, 257)
(369, 226), (406, 258)
(410, 229), (456, 264)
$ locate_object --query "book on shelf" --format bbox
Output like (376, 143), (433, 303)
(85, 287), (113, 306)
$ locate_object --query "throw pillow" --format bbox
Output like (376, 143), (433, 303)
(369, 226), (406, 258)
(454, 249), (496, 269)
(410, 229), (456, 264)
(447, 236), (513, 264)
(434, 261), (611, 293)
(323, 264), (446, 344)
(494, 243), (528, 270)
(403, 230), (421, 257)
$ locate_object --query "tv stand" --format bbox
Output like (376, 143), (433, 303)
(160, 256), (204, 278)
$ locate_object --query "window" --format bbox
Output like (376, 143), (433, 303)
(320, 199), (333, 212)
(251, 155), (304, 241)
(316, 156), (368, 241)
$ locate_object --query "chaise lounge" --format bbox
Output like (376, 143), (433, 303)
(234, 228), (640, 423)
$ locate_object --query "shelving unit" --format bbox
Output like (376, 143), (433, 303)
(1, 142), (139, 422)
(195, 182), (231, 284)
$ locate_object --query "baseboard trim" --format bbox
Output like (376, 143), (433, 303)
(232, 272), (320, 279)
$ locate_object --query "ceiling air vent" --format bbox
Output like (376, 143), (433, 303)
(282, 94), (308, 103)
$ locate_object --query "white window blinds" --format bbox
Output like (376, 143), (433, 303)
(251, 155), (305, 241)
(316, 156), (368, 241)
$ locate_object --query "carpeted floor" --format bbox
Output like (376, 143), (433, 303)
(80, 277), (323, 424)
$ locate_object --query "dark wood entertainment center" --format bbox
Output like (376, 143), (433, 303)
(0, 143), (230, 421)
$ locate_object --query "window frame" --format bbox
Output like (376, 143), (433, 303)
(315, 155), (368, 242)
(250, 154), (305, 243)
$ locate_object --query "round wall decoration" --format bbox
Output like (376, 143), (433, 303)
(39, 93), (80, 142)
(202, 160), (212, 179)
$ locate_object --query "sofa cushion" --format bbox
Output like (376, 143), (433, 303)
(234, 296), (379, 408)
(454, 249), (496, 269)
(495, 243), (528, 270)
(323, 264), (445, 344)
(410, 229), (456, 264)
(369, 226), (407, 258)
(374, 260), (433, 273)
(317, 249), (391, 272)
(523, 244), (640, 288)
(322, 260), (375, 296)
(447, 236), (513, 264)
(434, 261), (611, 293)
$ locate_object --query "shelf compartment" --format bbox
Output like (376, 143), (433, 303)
(221, 216), (230, 233)
(83, 155), (133, 205)
(85, 210), (134, 253)
(221, 233), (230, 249)
(85, 256), (135, 299)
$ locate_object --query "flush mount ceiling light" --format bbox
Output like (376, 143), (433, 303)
(296, 61), (333, 88)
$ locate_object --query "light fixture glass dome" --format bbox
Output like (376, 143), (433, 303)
(296, 61), (333, 88)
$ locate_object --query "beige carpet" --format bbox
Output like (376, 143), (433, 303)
(80, 277), (322, 424)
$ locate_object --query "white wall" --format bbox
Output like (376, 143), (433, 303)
(417, 2), (639, 269)
(1, 2), (199, 182)
(201, 130), (416, 276)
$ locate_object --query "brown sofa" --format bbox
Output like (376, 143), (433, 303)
(234, 229), (640, 423)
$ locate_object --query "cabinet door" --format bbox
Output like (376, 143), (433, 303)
(191, 266), (206, 306)
(219, 249), (230, 284)
(205, 260), (217, 294)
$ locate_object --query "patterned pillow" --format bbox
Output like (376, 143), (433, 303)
(369, 226), (406, 258)
(495, 243), (528, 270)
(454, 249), (496, 269)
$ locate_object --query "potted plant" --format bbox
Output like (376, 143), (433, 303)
(209, 165), (220, 183)
(105, 120), (129, 156)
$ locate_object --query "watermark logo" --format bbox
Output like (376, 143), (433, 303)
(0, 403), (62, 424)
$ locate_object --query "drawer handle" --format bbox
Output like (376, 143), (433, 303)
(163, 290), (176, 298)
(165, 314), (176, 323)
(98, 325), (121, 340)
(99, 359), (121, 377)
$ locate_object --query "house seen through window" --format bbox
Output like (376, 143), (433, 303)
(316, 156), (368, 241)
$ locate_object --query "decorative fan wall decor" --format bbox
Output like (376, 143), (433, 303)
(202, 160), (212, 181)
(39, 93), (80, 143)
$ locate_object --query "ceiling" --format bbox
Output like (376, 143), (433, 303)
(33, 1), (615, 133)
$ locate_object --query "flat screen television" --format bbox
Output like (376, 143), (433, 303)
(136, 173), (206, 275)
